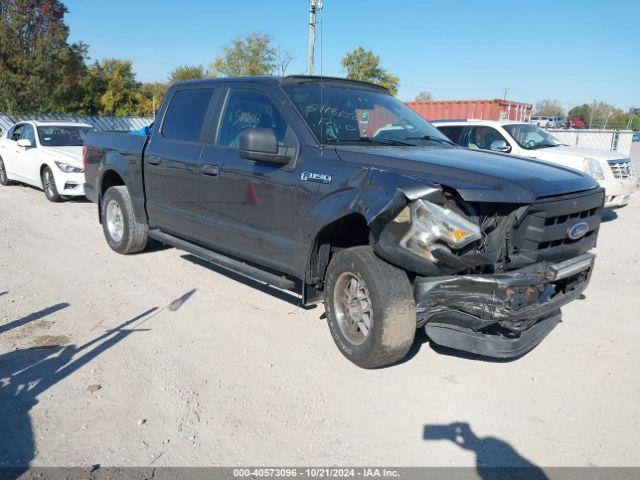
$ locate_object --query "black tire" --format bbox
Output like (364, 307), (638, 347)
(324, 245), (416, 368)
(101, 186), (148, 254)
(0, 157), (14, 186)
(41, 166), (63, 202)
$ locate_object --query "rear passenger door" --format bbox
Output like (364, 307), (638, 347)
(144, 87), (217, 239)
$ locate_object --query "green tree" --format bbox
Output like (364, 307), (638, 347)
(341, 47), (399, 95)
(567, 103), (591, 123)
(569, 101), (622, 129)
(168, 65), (206, 84)
(414, 91), (433, 102)
(97, 59), (144, 116)
(210, 32), (276, 77)
(0, 0), (88, 113)
(138, 82), (168, 116)
(534, 99), (564, 116)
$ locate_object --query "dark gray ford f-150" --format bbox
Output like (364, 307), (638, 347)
(83, 76), (603, 368)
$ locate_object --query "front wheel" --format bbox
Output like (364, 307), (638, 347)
(41, 166), (62, 202)
(324, 246), (416, 369)
(101, 186), (148, 254)
(0, 157), (14, 186)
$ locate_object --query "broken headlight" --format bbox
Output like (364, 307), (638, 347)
(396, 199), (481, 261)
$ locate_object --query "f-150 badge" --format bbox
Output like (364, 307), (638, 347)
(301, 172), (332, 184)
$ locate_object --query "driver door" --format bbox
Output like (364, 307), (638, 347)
(0, 124), (25, 178)
(15, 124), (40, 185)
(197, 86), (299, 274)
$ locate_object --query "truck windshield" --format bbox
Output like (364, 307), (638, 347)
(37, 126), (93, 147)
(281, 82), (452, 146)
(504, 124), (563, 150)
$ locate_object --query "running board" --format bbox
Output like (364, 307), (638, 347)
(148, 230), (296, 290)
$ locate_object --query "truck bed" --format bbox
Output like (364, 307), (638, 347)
(83, 131), (149, 217)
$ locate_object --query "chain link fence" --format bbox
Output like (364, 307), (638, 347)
(0, 113), (153, 134)
(547, 129), (633, 155)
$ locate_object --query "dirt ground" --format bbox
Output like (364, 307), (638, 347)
(1, 150), (639, 468)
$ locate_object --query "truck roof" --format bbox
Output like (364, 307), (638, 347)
(172, 75), (389, 92)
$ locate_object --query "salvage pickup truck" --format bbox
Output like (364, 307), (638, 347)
(83, 76), (604, 368)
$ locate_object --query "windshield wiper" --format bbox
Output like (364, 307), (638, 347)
(325, 137), (416, 147)
(402, 135), (454, 145)
(531, 143), (560, 149)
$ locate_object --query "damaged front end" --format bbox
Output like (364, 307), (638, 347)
(369, 185), (602, 358)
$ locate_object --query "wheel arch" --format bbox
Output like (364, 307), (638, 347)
(303, 212), (371, 305)
(98, 169), (126, 223)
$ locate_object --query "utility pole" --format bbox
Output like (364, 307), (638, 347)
(502, 88), (509, 101)
(306, 0), (323, 75)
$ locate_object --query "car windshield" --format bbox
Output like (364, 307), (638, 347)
(37, 126), (93, 147)
(281, 81), (452, 146)
(503, 123), (563, 150)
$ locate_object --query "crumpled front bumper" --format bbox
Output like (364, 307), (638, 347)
(414, 253), (595, 358)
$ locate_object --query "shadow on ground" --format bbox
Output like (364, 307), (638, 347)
(424, 422), (548, 479)
(0, 307), (155, 469)
(0, 290), (195, 470)
(601, 209), (618, 222)
(0, 303), (69, 335)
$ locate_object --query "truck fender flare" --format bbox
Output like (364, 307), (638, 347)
(302, 167), (444, 303)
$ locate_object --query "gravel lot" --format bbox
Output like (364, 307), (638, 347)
(1, 149), (639, 468)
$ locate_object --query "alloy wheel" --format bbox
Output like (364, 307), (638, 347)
(333, 271), (373, 345)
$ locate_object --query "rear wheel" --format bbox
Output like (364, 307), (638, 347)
(0, 157), (13, 186)
(101, 185), (148, 254)
(41, 166), (62, 202)
(324, 246), (416, 368)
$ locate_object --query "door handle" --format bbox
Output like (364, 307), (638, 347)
(201, 164), (220, 177)
(147, 157), (161, 166)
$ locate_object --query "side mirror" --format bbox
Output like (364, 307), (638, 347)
(238, 128), (290, 165)
(17, 138), (33, 148)
(490, 139), (511, 153)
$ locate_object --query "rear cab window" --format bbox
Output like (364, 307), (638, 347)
(161, 89), (214, 143)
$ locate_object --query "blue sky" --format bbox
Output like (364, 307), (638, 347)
(64, 0), (639, 110)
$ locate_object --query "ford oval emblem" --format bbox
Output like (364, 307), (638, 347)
(567, 221), (589, 241)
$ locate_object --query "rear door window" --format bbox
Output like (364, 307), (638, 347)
(161, 89), (214, 143)
(436, 126), (465, 144)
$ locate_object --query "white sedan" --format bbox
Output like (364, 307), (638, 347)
(0, 120), (93, 202)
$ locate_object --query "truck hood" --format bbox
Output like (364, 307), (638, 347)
(40, 146), (83, 167)
(335, 146), (599, 203)
(531, 145), (630, 163)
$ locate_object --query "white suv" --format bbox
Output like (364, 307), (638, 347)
(432, 120), (636, 208)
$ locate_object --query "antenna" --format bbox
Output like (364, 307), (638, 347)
(319, 5), (324, 147)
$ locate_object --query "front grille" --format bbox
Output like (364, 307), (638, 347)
(608, 160), (635, 180)
(509, 189), (604, 267)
